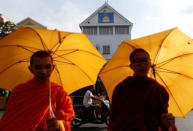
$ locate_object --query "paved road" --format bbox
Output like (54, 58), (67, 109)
(1, 110), (193, 131)
(176, 110), (193, 131)
(0, 111), (108, 131)
(71, 123), (107, 131)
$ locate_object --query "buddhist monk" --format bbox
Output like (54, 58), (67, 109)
(108, 48), (177, 131)
(0, 51), (75, 131)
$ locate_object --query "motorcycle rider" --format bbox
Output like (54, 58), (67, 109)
(83, 85), (102, 120)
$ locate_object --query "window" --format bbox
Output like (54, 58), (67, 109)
(103, 45), (110, 54)
(115, 26), (129, 34)
(83, 27), (97, 35)
(99, 27), (113, 35)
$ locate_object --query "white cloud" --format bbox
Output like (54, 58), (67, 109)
(181, 5), (193, 15)
(42, 0), (89, 32)
(1, 0), (193, 38)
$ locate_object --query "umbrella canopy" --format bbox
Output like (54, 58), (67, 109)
(0, 27), (106, 94)
(99, 27), (193, 117)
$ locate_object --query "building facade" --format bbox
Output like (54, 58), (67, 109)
(80, 2), (133, 61)
(17, 17), (47, 29)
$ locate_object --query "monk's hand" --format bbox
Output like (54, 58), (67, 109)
(161, 113), (175, 128)
(46, 117), (60, 131)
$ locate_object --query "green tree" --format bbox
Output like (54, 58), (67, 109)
(0, 21), (17, 39)
(0, 20), (16, 100)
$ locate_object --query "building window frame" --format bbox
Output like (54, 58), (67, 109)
(83, 27), (97, 35)
(103, 45), (110, 54)
(115, 26), (129, 35)
(99, 26), (113, 35)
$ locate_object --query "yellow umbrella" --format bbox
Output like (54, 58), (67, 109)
(0, 27), (106, 94)
(99, 27), (193, 117)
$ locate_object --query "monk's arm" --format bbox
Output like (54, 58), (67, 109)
(55, 88), (75, 130)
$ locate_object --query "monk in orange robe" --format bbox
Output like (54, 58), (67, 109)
(0, 51), (75, 131)
(108, 49), (177, 131)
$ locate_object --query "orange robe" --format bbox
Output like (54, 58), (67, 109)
(108, 76), (177, 131)
(0, 78), (75, 131)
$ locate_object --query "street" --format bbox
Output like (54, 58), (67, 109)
(71, 111), (193, 131)
(176, 110), (193, 131)
(71, 123), (107, 131)
(1, 110), (193, 130)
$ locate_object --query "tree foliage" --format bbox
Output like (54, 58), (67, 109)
(0, 21), (17, 39)
(0, 21), (16, 96)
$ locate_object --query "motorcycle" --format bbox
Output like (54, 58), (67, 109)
(71, 99), (110, 128)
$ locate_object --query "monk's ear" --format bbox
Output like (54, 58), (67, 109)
(130, 63), (133, 69)
(51, 64), (55, 72)
(28, 66), (32, 72)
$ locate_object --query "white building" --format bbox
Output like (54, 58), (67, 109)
(80, 2), (133, 61)
(17, 17), (47, 29)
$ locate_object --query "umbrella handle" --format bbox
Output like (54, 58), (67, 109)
(49, 80), (55, 118)
(152, 65), (156, 79)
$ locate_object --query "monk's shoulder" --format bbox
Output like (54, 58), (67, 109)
(151, 78), (165, 89)
(148, 78), (168, 96)
(51, 82), (68, 95)
(13, 80), (30, 91)
(51, 82), (61, 88)
(115, 76), (133, 91)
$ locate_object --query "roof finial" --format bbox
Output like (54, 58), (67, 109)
(105, 0), (108, 3)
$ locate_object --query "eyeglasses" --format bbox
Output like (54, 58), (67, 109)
(132, 58), (150, 64)
(34, 64), (52, 70)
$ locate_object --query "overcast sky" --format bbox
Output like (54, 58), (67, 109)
(1, 0), (193, 39)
